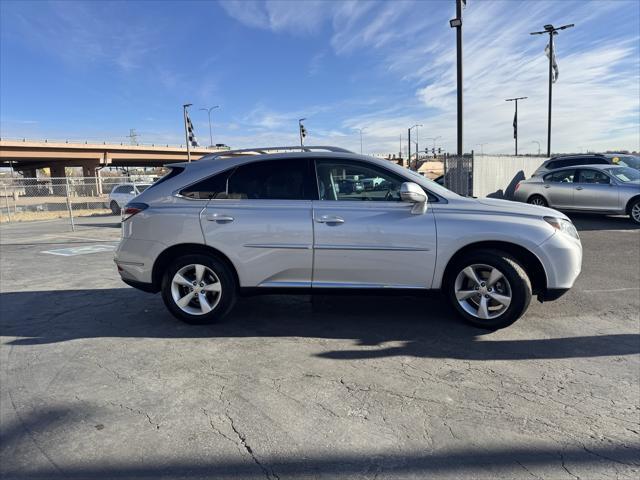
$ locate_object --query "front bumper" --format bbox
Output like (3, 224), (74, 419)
(533, 231), (583, 290)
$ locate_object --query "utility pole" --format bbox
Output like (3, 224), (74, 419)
(199, 105), (219, 148)
(505, 97), (527, 155)
(356, 127), (366, 154)
(530, 23), (574, 157)
(127, 129), (139, 145)
(408, 124), (422, 170)
(450, 0), (466, 158)
(407, 128), (411, 169)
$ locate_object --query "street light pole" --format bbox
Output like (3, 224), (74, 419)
(505, 97), (527, 155)
(408, 124), (422, 170)
(450, 0), (466, 158)
(199, 106), (219, 148)
(356, 127), (366, 154)
(530, 23), (574, 157)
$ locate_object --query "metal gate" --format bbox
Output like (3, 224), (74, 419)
(443, 153), (474, 197)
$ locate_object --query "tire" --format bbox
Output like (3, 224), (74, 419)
(444, 249), (532, 330)
(110, 201), (121, 215)
(629, 198), (640, 225)
(161, 254), (237, 325)
(527, 195), (547, 207)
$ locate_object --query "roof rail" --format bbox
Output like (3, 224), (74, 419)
(202, 145), (354, 160)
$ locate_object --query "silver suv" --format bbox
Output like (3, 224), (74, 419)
(115, 146), (582, 330)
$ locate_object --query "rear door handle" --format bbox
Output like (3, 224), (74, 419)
(206, 213), (234, 223)
(315, 215), (345, 224)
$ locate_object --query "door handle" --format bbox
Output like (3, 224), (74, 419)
(315, 215), (345, 224)
(543, 184), (550, 189)
(575, 186), (584, 191)
(206, 213), (234, 223)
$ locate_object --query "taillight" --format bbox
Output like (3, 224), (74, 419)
(122, 202), (148, 221)
(514, 182), (521, 192)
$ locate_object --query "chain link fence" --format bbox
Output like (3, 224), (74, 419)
(0, 176), (155, 230)
(443, 153), (474, 197)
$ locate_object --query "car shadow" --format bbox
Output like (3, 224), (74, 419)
(1, 288), (638, 361)
(567, 212), (639, 231)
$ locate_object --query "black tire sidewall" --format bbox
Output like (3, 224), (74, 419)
(630, 200), (640, 224)
(445, 250), (532, 330)
(161, 254), (236, 325)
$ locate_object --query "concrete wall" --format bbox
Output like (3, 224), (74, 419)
(473, 155), (548, 199)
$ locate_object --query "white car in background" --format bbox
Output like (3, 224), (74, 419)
(108, 183), (151, 215)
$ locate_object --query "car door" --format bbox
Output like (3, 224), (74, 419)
(542, 169), (576, 208)
(198, 158), (315, 288)
(312, 158), (437, 289)
(573, 169), (619, 211)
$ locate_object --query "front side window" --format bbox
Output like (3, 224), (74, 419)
(544, 170), (575, 183)
(316, 160), (404, 201)
(576, 170), (610, 184)
(180, 158), (313, 200)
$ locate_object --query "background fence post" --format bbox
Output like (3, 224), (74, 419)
(65, 177), (75, 232)
(3, 185), (11, 222)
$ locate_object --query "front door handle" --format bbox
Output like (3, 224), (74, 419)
(206, 213), (234, 223)
(315, 215), (345, 224)
(543, 184), (550, 189)
(575, 186), (584, 191)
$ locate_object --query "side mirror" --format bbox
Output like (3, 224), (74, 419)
(400, 182), (428, 214)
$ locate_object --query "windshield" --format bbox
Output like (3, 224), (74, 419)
(136, 184), (152, 192)
(605, 167), (640, 182)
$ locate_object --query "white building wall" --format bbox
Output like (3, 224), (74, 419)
(473, 155), (549, 199)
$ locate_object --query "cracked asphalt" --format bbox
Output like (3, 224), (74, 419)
(0, 214), (639, 479)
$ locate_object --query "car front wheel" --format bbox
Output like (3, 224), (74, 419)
(445, 249), (532, 330)
(161, 254), (236, 324)
(629, 198), (640, 225)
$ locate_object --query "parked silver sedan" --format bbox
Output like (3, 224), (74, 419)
(514, 165), (640, 224)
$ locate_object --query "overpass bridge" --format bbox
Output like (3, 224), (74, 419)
(0, 139), (228, 177)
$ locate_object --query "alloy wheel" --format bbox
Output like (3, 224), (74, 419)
(454, 264), (512, 320)
(530, 197), (546, 206)
(171, 264), (222, 315)
(632, 203), (640, 223)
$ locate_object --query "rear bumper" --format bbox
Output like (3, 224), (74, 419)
(121, 277), (158, 293)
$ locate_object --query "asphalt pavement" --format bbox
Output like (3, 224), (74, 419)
(0, 213), (638, 480)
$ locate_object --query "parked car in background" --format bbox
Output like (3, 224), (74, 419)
(115, 146), (583, 330)
(515, 165), (640, 224)
(605, 154), (640, 170)
(109, 183), (151, 214)
(531, 154), (609, 177)
(335, 178), (364, 195)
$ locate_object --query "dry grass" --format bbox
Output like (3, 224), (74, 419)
(0, 209), (113, 223)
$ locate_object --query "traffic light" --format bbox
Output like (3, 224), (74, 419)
(438, 147), (441, 154)
(300, 124), (307, 139)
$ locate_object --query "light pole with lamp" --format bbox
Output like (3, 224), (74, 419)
(531, 140), (541, 155)
(356, 127), (366, 154)
(408, 124), (422, 170)
(199, 105), (219, 148)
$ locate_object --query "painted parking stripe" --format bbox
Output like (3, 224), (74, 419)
(42, 244), (116, 256)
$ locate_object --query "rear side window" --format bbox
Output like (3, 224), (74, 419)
(544, 170), (575, 183)
(545, 161), (557, 170)
(180, 158), (314, 200)
(145, 167), (184, 191)
(228, 158), (313, 200)
(115, 185), (135, 194)
(576, 170), (610, 184)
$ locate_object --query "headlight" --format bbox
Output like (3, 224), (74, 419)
(544, 216), (579, 240)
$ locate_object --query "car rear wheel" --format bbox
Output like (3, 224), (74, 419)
(110, 201), (121, 215)
(528, 195), (547, 207)
(161, 254), (236, 324)
(629, 198), (640, 224)
(445, 249), (532, 330)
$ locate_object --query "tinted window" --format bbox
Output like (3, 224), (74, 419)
(180, 159), (313, 200)
(544, 170), (575, 183)
(577, 170), (610, 184)
(136, 184), (151, 192)
(316, 160), (404, 201)
(180, 170), (231, 199)
(227, 159), (312, 200)
(545, 161), (557, 170)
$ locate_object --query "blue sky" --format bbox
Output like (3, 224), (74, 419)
(1, 0), (638, 155)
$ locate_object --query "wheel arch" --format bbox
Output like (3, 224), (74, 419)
(527, 193), (548, 205)
(442, 241), (547, 295)
(151, 243), (240, 292)
(625, 195), (640, 215)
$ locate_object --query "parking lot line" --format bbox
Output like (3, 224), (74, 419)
(582, 287), (640, 293)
